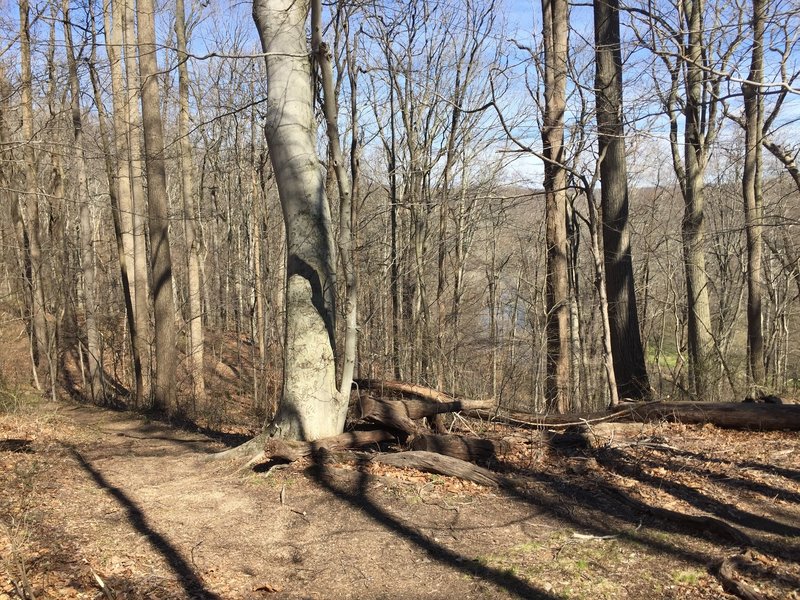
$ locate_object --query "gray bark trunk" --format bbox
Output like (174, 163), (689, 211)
(136, 0), (177, 412)
(541, 0), (571, 412)
(124, 0), (152, 397)
(64, 0), (103, 401)
(254, 0), (346, 441)
(175, 0), (205, 401)
(18, 0), (49, 375)
(742, 0), (765, 386)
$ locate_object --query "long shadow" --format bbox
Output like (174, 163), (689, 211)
(500, 467), (800, 589)
(619, 447), (800, 506)
(595, 447), (800, 539)
(68, 447), (221, 600)
(307, 452), (559, 599)
(647, 444), (800, 483)
(60, 396), (251, 451)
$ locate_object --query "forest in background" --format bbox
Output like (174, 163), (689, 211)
(0, 0), (799, 430)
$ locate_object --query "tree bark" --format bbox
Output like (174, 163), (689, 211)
(88, 31), (144, 407)
(541, 0), (571, 412)
(264, 429), (396, 461)
(125, 0), (152, 397)
(64, 0), (103, 401)
(99, 0), (143, 406)
(371, 451), (502, 487)
(742, 0), (765, 387)
(175, 0), (205, 401)
(310, 0), (357, 398)
(136, 0), (177, 412)
(253, 0), (346, 441)
(18, 0), (49, 375)
(409, 434), (511, 463)
(618, 401), (800, 430)
(594, 0), (650, 400)
(681, 0), (714, 398)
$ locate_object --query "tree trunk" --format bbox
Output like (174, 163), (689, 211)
(742, 0), (765, 387)
(100, 0), (143, 406)
(18, 0), (49, 376)
(125, 0), (152, 398)
(64, 0), (103, 401)
(253, 0), (346, 441)
(311, 0), (357, 398)
(541, 0), (571, 412)
(87, 15), (144, 408)
(594, 0), (650, 400)
(136, 0), (177, 412)
(175, 0), (205, 402)
(681, 0), (714, 399)
(618, 401), (800, 431)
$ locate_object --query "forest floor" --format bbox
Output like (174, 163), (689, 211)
(1, 386), (799, 600)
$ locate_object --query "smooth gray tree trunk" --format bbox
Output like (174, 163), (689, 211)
(253, 0), (346, 441)
(136, 0), (177, 412)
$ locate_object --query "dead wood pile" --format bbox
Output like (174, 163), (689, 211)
(262, 380), (800, 481)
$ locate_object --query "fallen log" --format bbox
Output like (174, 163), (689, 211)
(357, 395), (419, 434)
(617, 401), (800, 431)
(371, 450), (503, 487)
(354, 379), (460, 403)
(264, 429), (397, 462)
(357, 394), (496, 434)
(409, 433), (512, 463)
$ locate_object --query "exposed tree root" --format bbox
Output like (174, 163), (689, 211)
(715, 552), (768, 600)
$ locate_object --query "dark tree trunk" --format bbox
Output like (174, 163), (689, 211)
(594, 0), (650, 400)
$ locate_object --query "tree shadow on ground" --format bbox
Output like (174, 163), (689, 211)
(296, 435), (800, 598)
(647, 443), (800, 483)
(306, 452), (560, 599)
(67, 446), (221, 600)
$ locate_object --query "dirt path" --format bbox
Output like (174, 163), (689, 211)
(2, 397), (799, 599)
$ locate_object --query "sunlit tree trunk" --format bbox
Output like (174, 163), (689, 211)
(541, 0), (571, 412)
(136, 0), (177, 412)
(64, 0), (103, 401)
(88, 5), (143, 407)
(176, 0), (205, 401)
(311, 0), (357, 398)
(124, 0), (152, 396)
(254, 0), (346, 440)
(681, 0), (714, 399)
(742, 0), (765, 387)
(18, 0), (49, 377)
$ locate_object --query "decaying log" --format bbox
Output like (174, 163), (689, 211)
(357, 394), (495, 434)
(354, 379), (460, 403)
(409, 433), (512, 463)
(264, 429), (397, 462)
(357, 395), (419, 434)
(618, 401), (800, 431)
(371, 450), (502, 487)
(466, 407), (636, 430)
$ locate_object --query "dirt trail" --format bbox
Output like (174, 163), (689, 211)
(2, 398), (799, 599)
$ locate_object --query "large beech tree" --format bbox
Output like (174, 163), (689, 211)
(253, 0), (347, 440)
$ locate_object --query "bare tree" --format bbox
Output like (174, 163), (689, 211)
(63, 0), (103, 400)
(175, 0), (205, 401)
(594, 0), (650, 401)
(136, 0), (177, 412)
(541, 0), (571, 411)
(18, 0), (49, 383)
(253, 0), (346, 440)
